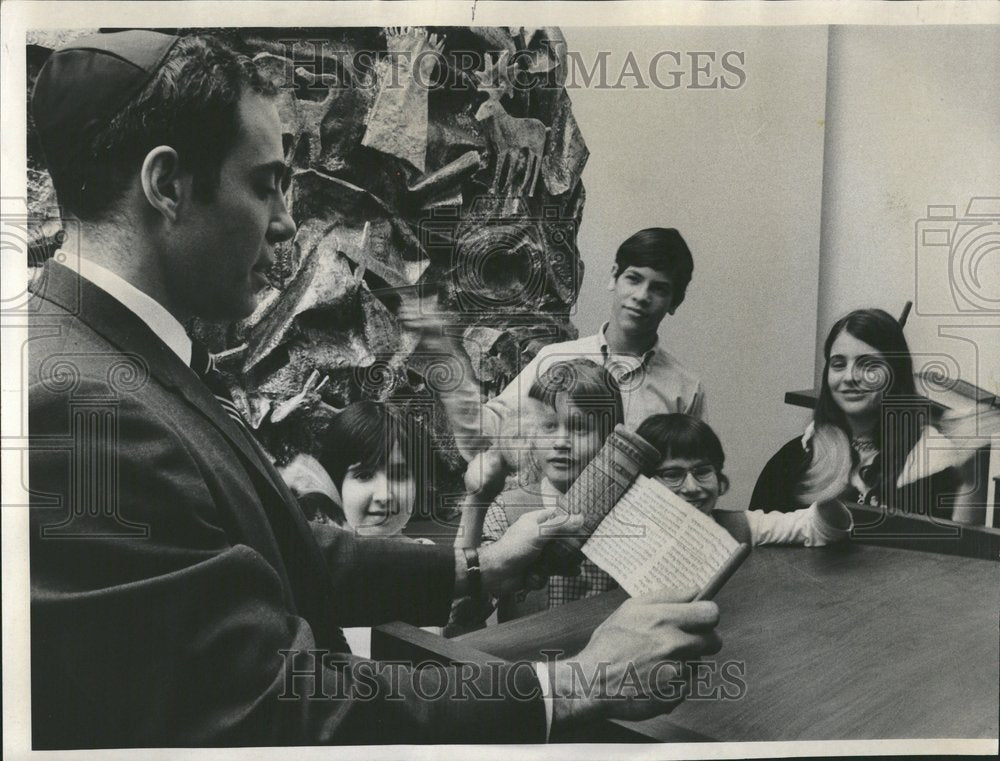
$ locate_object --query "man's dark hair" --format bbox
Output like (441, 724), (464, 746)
(50, 34), (275, 221)
(614, 227), (694, 309)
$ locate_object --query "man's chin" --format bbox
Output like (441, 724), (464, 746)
(222, 290), (265, 323)
(188, 285), (259, 322)
(215, 304), (257, 324)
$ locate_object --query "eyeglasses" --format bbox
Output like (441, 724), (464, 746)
(654, 464), (718, 488)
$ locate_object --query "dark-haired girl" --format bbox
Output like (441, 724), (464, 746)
(296, 400), (437, 655)
(749, 308), (966, 519)
(316, 400), (429, 540)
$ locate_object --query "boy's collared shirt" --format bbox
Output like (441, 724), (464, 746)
(462, 323), (705, 454)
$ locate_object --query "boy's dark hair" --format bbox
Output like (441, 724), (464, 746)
(637, 413), (728, 481)
(44, 34), (275, 220)
(528, 359), (625, 438)
(614, 227), (694, 309)
(319, 400), (426, 496)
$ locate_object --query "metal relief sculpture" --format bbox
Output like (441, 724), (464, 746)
(26, 26), (590, 517)
(362, 27), (446, 173)
(474, 51), (549, 200)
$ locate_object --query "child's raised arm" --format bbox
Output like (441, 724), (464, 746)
(454, 449), (510, 549)
(395, 297), (500, 460)
(737, 500), (854, 547)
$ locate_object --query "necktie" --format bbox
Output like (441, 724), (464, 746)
(189, 346), (351, 654)
(190, 341), (248, 429)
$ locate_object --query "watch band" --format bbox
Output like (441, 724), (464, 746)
(462, 546), (482, 598)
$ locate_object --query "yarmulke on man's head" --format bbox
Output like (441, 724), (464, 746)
(31, 31), (275, 220)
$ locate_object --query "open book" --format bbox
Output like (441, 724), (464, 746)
(538, 424), (750, 599)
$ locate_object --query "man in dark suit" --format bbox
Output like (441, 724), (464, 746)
(27, 30), (722, 747)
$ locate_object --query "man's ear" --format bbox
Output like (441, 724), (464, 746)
(140, 146), (184, 222)
(606, 264), (619, 292)
(718, 473), (730, 497)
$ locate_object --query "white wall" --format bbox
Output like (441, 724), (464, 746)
(818, 26), (1000, 400)
(565, 26), (829, 509)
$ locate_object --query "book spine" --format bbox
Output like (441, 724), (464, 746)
(537, 424), (660, 575)
(693, 543), (751, 601)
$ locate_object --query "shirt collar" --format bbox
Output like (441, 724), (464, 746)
(800, 421), (943, 488)
(597, 321), (659, 367)
(74, 255), (193, 366)
(801, 421), (816, 450)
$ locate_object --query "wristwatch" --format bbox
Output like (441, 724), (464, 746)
(462, 547), (482, 598)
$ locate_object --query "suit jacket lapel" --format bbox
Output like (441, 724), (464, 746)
(34, 261), (346, 645)
(33, 261), (288, 501)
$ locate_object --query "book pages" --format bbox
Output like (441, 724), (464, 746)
(583, 475), (740, 597)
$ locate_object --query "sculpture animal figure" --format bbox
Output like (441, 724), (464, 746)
(474, 52), (549, 198)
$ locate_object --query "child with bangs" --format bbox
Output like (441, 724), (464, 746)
(311, 400), (433, 543)
(287, 400), (438, 656)
(479, 358), (626, 621)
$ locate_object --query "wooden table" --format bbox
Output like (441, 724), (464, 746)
(374, 543), (999, 742)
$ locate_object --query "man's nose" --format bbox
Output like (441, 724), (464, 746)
(267, 194), (297, 244)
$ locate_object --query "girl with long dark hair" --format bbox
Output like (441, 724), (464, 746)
(750, 308), (965, 518)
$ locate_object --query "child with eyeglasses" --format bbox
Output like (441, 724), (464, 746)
(636, 413), (854, 546)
